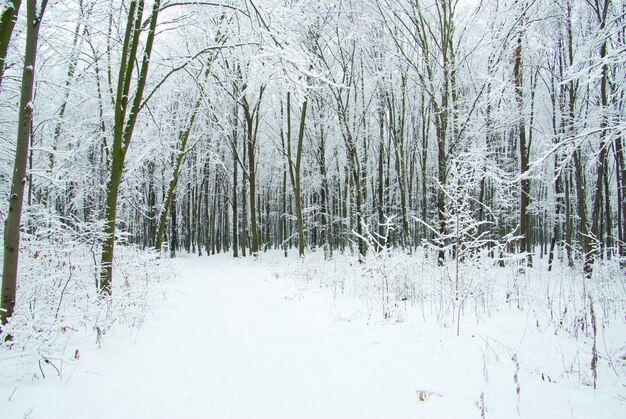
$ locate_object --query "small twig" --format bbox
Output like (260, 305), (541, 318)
(589, 293), (598, 389)
(54, 260), (73, 320)
(64, 365), (78, 385)
(38, 360), (46, 379)
(43, 358), (61, 377)
(513, 354), (521, 415)
(8, 379), (22, 401)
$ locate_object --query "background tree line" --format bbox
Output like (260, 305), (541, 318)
(1, 0), (624, 324)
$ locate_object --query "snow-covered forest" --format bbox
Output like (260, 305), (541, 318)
(1, 0), (625, 417)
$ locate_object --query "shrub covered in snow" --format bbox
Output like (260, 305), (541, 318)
(0, 206), (175, 382)
(275, 245), (626, 391)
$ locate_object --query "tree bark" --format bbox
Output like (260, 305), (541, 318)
(285, 92), (308, 257)
(1, 0), (46, 328)
(230, 91), (239, 257)
(241, 86), (264, 256)
(100, 0), (160, 295)
(315, 103), (332, 259)
(514, 14), (531, 266)
(588, 0), (610, 272)
(0, 0), (21, 89)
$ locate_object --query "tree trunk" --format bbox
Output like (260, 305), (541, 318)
(615, 134), (625, 263)
(514, 23), (531, 266)
(316, 109), (333, 259)
(241, 86), (264, 256)
(241, 118), (248, 257)
(247, 116), (259, 255)
(230, 96), (239, 257)
(100, 0), (160, 295)
(285, 92), (308, 257)
(589, 1), (610, 270)
(282, 166), (288, 257)
(170, 190), (177, 257)
(420, 94), (428, 245)
(377, 99), (386, 251)
(0, 0), (21, 89)
(1, 0), (46, 328)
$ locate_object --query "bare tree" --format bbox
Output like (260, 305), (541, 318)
(1, 0), (48, 328)
(0, 0), (21, 89)
(100, 0), (161, 295)
(284, 91), (308, 257)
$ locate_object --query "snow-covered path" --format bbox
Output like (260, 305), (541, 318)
(2, 254), (623, 418)
(2, 255), (422, 418)
(139, 255), (420, 419)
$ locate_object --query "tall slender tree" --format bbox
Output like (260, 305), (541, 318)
(0, 0), (21, 89)
(1, 0), (48, 328)
(100, 0), (161, 295)
(284, 91), (308, 257)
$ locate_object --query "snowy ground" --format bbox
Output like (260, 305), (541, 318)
(1, 252), (625, 418)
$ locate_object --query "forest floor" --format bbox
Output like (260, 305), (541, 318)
(1, 252), (625, 418)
